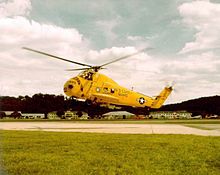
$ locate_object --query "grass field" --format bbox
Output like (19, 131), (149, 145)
(0, 131), (220, 175)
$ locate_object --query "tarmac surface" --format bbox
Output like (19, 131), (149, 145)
(1, 122), (220, 136)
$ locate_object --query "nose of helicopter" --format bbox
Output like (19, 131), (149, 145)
(63, 80), (75, 96)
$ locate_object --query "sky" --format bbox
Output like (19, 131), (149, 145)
(0, 0), (220, 104)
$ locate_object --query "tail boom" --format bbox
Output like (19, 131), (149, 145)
(150, 86), (173, 109)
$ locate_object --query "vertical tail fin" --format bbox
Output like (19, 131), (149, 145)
(151, 86), (173, 109)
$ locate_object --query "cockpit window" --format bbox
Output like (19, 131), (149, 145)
(79, 70), (94, 80)
(111, 88), (115, 93)
(68, 85), (74, 89)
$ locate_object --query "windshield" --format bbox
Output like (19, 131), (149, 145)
(79, 70), (94, 80)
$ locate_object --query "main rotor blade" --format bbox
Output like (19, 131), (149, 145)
(66, 67), (106, 71)
(23, 47), (92, 67)
(66, 68), (89, 71)
(99, 47), (153, 67)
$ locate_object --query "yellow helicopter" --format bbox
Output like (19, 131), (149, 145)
(23, 47), (173, 111)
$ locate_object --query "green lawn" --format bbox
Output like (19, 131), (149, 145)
(0, 131), (220, 175)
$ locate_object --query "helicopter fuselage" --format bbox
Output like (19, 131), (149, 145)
(64, 70), (172, 109)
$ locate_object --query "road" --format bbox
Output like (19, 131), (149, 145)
(1, 122), (220, 136)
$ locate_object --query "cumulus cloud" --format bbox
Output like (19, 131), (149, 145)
(1, 0), (219, 105)
(0, 7), (154, 98)
(0, 0), (31, 18)
(170, 0), (220, 102)
(0, 16), (88, 66)
(0, 0), (173, 102)
(96, 18), (120, 46)
(0, 0), (90, 96)
(157, 50), (220, 102)
(163, 52), (220, 74)
(178, 0), (220, 53)
(127, 35), (151, 48)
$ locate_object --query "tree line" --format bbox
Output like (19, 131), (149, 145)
(0, 93), (111, 118)
(0, 94), (219, 117)
(160, 95), (220, 116)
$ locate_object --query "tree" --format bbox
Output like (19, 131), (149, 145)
(56, 110), (64, 118)
(10, 111), (21, 119)
(0, 112), (6, 119)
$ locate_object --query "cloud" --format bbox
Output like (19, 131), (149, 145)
(0, 0), (31, 18)
(163, 52), (220, 74)
(0, 16), (88, 65)
(178, 0), (220, 53)
(173, 0), (220, 102)
(0, 13), (90, 96)
(95, 17), (121, 46)
(127, 35), (151, 48)
(0, 13), (154, 98)
(156, 50), (220, 102)
(0, 0), (156, 98)
(1, 0), (219, 105)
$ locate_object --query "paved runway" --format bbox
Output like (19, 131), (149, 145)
(0, 122), (220, 136)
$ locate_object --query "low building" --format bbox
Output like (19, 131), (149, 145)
(205, 114), (219, 119)
(22, 113), (45, 119)
(79, 112), (89, 120)
(102, 111), (135, 119)
(64, 110), (78, 119)
(190, 115), (202, 119)
(47, 111), (89, 120)
(3, 111), (21, 117)
(47, 112), (60, 119)
(149, 111), (192, 119)
(4, 111), (15, 116)
(1, 111), (22, 118)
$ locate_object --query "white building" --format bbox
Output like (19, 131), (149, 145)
(47, 111), (89, 120)
(64, 110), (77, 119)
(47, 112), (60, 119)
(1, 111), (22, 118)
(3, 111), (21, 117)
(22, 113), (45, 119)
(64, 111), (89, 119)
(149, 111), (192, 119)
(103, 111), (135, 119)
